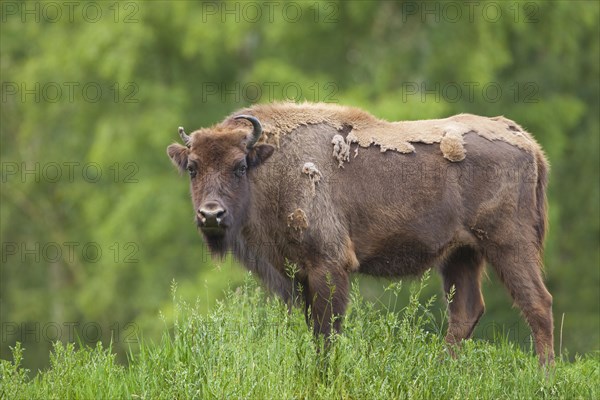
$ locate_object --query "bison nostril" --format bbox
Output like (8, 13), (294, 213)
(198, 203), (226, 226)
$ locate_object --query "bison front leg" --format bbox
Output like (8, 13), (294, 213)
(304, 266), (350, 339)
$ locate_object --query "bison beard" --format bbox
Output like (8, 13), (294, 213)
(198, 228), (227, 256)
(167, 102), (554, 367)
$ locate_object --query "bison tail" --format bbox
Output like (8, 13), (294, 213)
(534, 151), (550, 250)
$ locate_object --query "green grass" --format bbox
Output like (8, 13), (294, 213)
(2, 273), (598, 399)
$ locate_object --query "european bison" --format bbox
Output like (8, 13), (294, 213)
(167, 102), (553, 365)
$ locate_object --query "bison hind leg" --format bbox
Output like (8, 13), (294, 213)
(485, 242), (554, 366)
(440, 246), (486, 349)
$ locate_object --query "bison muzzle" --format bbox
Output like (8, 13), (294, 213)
(167, 102), (554, 366)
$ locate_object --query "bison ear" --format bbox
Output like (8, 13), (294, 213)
(247, 144), (275, 168)
(167, 143), (189, 173)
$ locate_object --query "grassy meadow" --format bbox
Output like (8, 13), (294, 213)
(1, 273), (598, 399)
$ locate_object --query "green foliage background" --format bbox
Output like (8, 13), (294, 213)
(1, 0), (598, 373)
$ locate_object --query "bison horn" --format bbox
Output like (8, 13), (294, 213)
(178, 126), (191, 148)
(234, 115), (263, 149)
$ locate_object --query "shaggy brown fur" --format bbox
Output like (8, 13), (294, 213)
(167, 102), (553, 366)
(220, 102), (543, 160)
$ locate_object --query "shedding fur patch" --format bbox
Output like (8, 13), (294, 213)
(222, 102), (542, 163)
(440, 129), (466, 162)
(471, 226), (489, 241)
(302, 162), (322, 182)
(302, 162), (322, 196)
(331, 134), (350, 168)
(287, 208), (308, 232)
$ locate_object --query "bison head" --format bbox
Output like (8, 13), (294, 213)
(167, 115), (274, 256)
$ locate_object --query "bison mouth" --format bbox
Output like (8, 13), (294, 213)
(197, 217), (227, 240)
(200, 226), (226, 237)
(196, 213), (228, 230)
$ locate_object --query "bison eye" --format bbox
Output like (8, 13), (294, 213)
(187, 165), (197, 178)
(234, 162), (247, 177)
